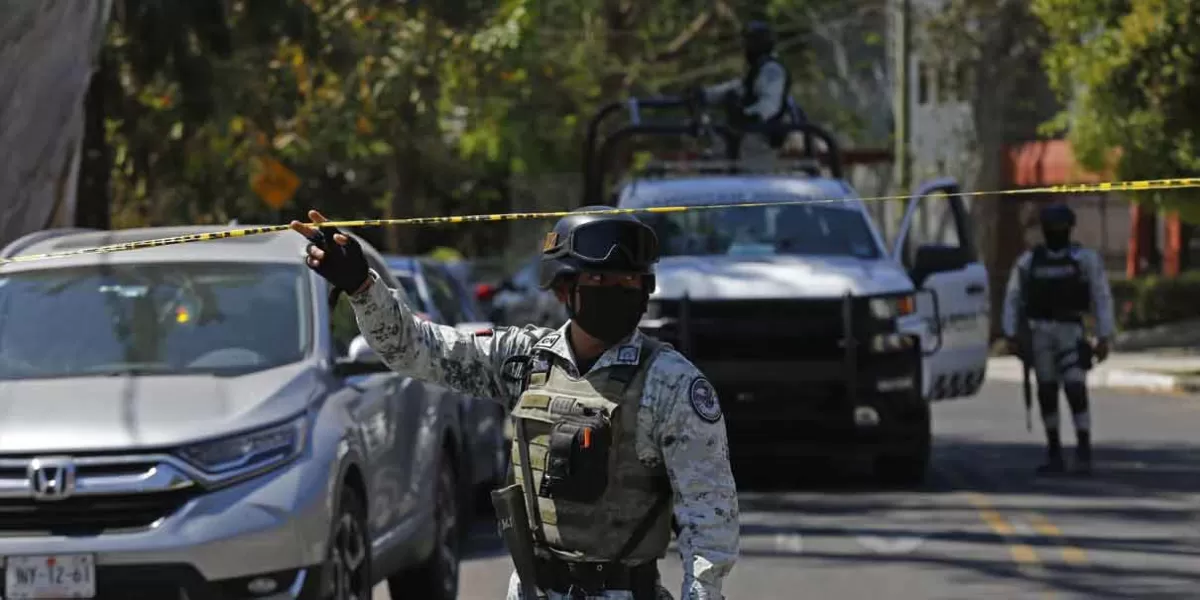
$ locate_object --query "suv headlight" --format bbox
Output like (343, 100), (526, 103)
(178, 415), (308, 482)
(869, 294), (916, 320)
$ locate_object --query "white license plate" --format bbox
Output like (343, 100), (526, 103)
(5, 554), (96, 599)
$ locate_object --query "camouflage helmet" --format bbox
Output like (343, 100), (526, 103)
(538, 206), (660, 290)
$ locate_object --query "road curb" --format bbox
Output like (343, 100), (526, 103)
(986, 358), (1200, 395)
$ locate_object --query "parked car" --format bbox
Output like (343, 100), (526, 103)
(383, 255), (508, 507)
(474, 256), (568, 329)
(0, 226), (466, 600)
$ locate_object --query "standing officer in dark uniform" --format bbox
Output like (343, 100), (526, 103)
(291, 207), (739, 599)
(1002, 203), (1115, 475)
(693, 20), (793, 160)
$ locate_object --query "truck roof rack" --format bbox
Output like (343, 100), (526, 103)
(0, 228), (99, 260)
(581, 95), (844, 206)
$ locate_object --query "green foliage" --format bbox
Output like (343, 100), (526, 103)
(1032, 0), (1200, 220)
(1111, 271), (1200, 329)
(99, 0), (886, 253)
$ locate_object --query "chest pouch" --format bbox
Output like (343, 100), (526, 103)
(540, 407), (613, 503)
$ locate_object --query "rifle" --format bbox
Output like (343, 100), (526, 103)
(1019, 329), (1032, 431)
(491, 484), (543, 600)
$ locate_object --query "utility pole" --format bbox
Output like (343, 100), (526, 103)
(892, 0), (911, 197)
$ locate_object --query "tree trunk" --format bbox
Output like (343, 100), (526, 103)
(75, 48), (114, 230)
(0, 0), (112, 246)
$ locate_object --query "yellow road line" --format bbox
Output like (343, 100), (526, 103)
(1028, 513), (1089, 565)
(966, 493), (1041, 565)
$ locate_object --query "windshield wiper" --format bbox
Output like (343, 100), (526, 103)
(77, 362), (183, 376)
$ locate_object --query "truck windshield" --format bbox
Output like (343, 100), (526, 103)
(0, 262), (311, 379)
(639, 202), (881, 259)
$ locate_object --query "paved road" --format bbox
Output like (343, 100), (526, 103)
(379, 380), (1200, 599)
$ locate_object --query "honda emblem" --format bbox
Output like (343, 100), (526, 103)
(28, 457), (76, 501)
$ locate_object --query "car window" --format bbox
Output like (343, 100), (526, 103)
(0, 262), (310, 379)
(510, 259), (540, 290)
(639, 201), (881, 259)
(395, 274), (425, 311)
(422, 266), (467, 325)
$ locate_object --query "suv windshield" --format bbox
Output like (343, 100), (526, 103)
(0, 262), (311, 379)
(639, 201), (881, 259)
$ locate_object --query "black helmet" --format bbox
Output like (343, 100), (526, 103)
(538, 207), (659, 290)
(742, 20), (775, 58)
(1039, 202), (1075, 228)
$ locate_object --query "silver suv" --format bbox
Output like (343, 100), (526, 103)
(0, 226), (465, 600)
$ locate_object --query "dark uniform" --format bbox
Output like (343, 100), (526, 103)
(697, 20), (793, 160)
(1002, 203), (1114, 474)
(297, 209), (739, 599)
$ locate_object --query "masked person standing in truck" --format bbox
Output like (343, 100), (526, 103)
(1002, 202), (1115, 475)
(691, 20), (792, 162)
(291, 207), (738, 599)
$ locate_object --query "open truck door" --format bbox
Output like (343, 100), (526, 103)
(891, 178), (991, 401)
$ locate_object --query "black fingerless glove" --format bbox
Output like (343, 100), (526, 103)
(305, 226), (369, 294)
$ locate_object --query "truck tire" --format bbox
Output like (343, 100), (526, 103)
(875, 431), (931, 487)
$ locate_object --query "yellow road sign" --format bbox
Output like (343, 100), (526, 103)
(251, 157), (300, 209)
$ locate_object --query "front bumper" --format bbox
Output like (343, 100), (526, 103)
(0, 455), (333, 600)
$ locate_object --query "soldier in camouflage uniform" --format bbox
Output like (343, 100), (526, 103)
(692, 20), (793, 163)
(291, 208), (739, 599)
(1002, 202), (1114, 475)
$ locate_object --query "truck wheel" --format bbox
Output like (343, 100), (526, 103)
(875, 433), (931, 487)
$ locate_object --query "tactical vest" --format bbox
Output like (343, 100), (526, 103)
(509, 338), (673, 565)
(1023, 244), (1091, 321)
(741, 56), (792, 148)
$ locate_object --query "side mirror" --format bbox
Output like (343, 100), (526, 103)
(911, 244), (970, 287)
(333, 335), (390, 377)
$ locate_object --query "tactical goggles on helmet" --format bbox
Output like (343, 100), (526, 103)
(541, 219), (659, 269)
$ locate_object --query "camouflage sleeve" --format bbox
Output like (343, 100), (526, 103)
(743, 61), (786, 120)
(1001, 251), (1031, 338)
(703, 78), (741, 103)
(1079, 248), (1116, 337)
(346, 269), (545, 404)
(642, 350), (738, 600)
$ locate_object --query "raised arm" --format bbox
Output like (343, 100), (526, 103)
(289, 211), (544, 403)
(645, 351), (739, 599)
(348, 270), (544, 401)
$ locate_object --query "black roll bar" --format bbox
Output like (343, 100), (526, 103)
(590, 119), (845, 206)
(582, 96), (699, 205)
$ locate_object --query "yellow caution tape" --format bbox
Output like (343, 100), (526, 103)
(2, 176), (1199, 266)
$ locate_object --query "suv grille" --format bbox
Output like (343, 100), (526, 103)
(649, 298), (867, 361)
(0, 490), (196, 536)
(0, 457), (199, 536)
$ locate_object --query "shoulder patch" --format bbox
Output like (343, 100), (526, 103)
(534, 333), (560, 349)
(616, 345), (639, 364)
(689, 377), (721, 423)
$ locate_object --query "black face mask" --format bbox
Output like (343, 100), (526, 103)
(568, 285), (647, 345)
(1042, 226), (1070, 250)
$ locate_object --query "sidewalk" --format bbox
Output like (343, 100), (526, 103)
(987, 351), (1200, 394)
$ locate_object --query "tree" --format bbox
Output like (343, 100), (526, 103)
(922, 0), (1057, 339)
(1033, 0), (1200, 223)
(0, 0), (112, 247)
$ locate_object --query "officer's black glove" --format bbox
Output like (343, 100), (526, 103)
(305, 226), (369, 295)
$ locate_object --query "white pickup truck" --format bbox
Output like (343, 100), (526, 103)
(588, 96), (992, 484)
